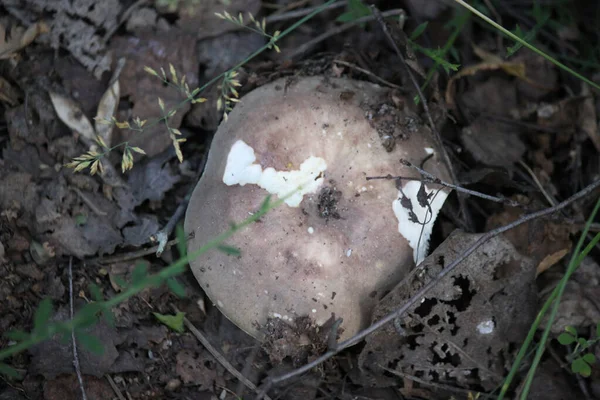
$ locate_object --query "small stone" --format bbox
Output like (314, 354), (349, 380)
(165, 378), (181, 391)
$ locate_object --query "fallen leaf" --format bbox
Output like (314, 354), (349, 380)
(153, 311), (185, 333)
(175, 349), (221, 389)
(49, 92), (96, 142)
(0, 76), (20, 106)
(127, 153), (180, 206)
(0, 21), (48, 60)
(110, 30), (199, 157)
(579, 84), (600, 152)
(358, 230), (537, 391)
(94, 77), (120, 148)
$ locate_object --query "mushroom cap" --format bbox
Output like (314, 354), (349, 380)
(185, 76), (451, 341)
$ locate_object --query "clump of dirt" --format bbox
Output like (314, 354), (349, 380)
(317, 185), (342, 221)
(362, 98), (423, 152)
(261, 315), (339, 367)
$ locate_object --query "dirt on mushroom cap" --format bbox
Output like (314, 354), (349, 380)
(184, 75), (452, 342)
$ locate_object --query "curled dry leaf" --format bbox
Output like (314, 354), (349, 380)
(49, 91), (96, 142)
(95, 79), (120, 148)
(0, 21), (49, 60)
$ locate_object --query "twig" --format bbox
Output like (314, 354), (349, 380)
(366, 159), (524, 208)
(378, 364), (495, 399)
(255, 178), (600, 398)
(266, 0), (347, 23)
(71, 188), (108, 216)
(332, 60), (401, 89)
(153, 152), (208, 256)
(69, 257), (88, 400)
(370, 6), (473, 231)
(105, 374), (127, 400)
(102, 0), (147, 44)
(518, 160), (556, 207)
(89, 238), (180, 265)
(286, 9), (407, 59)
(174, 306), (272, 400)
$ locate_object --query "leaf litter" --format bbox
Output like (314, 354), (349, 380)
(1, 0), (600, 399)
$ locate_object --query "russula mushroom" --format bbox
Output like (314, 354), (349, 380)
(184, 76), (452, 341)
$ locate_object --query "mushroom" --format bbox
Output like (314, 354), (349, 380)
(184, 76), (452, 341)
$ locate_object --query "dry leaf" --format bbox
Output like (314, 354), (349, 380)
(95, 58), (125, 147)
(49, 92), (96, 141)
(579, 84), (600, 152)
(0, 21), (49, 60)
(0, 76), (20, 106)
(446, 44), (552, 109)
(95, 79), (120, 147)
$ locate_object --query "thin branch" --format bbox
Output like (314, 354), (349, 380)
(69, 257), (88, 400)
(265, 0), (347, 24)
(332, 60), (402, 89)
(378, 365), (496, 399)
(286, 9), (407, 59)
(153, 153), (208, 256)
(256, 178), (600, 398)
(105, 374), (127, 400)
(366, 158), (523, 207)
(89, 238), (180, 265)
(370, 6), (473, 230)
(174, 306), (272, 400)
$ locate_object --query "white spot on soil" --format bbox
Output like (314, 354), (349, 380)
(477, 319), (495, 334)
(217, 300), (224, 308)
(312, 309), (317, 313)
(368, 143), (372, 148)
(346, 249), (352, 257)
(308, 227), (314, 234)
(223, 140), (327, 207)
(392, 181), (448, 265)
(424, 147), (435, 155)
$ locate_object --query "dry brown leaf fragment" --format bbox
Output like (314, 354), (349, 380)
(95, 79), (120, 147)
(49, 92), (96, 141)
(0, 21), (49, 60)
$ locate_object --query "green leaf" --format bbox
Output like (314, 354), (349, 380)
(565, 326), (577, 336)
(89, 283), (103, 302)
(153, 311), (185, 333)
(409, 42), (460, 74)
(4, 330), (29, 342)
(336, 0), (370, 23)
(572, 357), (592, 377)
(583, 353), (596, 364)
(578, 337), (588, 346)
(131, 262), (148, 284)
(175, 223), (187, 258)
(33, 299), (53, 333)
(557, 332), (576, 345)
(77, 302), (103, 329)
(217, 244), (241, 256)
(103, 309), (116, 327)
(76, 331), (104, 355)
(0, 363), (21, 378)
(410, 22), (429, 40)
(113, 275), (128, 290)
(259, 195), (272, 214)
(166, 278), (186, 298)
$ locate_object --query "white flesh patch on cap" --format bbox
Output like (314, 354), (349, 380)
(223, 140), (327, 207)
(392, 181), (448, 265)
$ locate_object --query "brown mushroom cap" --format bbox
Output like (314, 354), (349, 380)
(185, 76), (451, 341)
